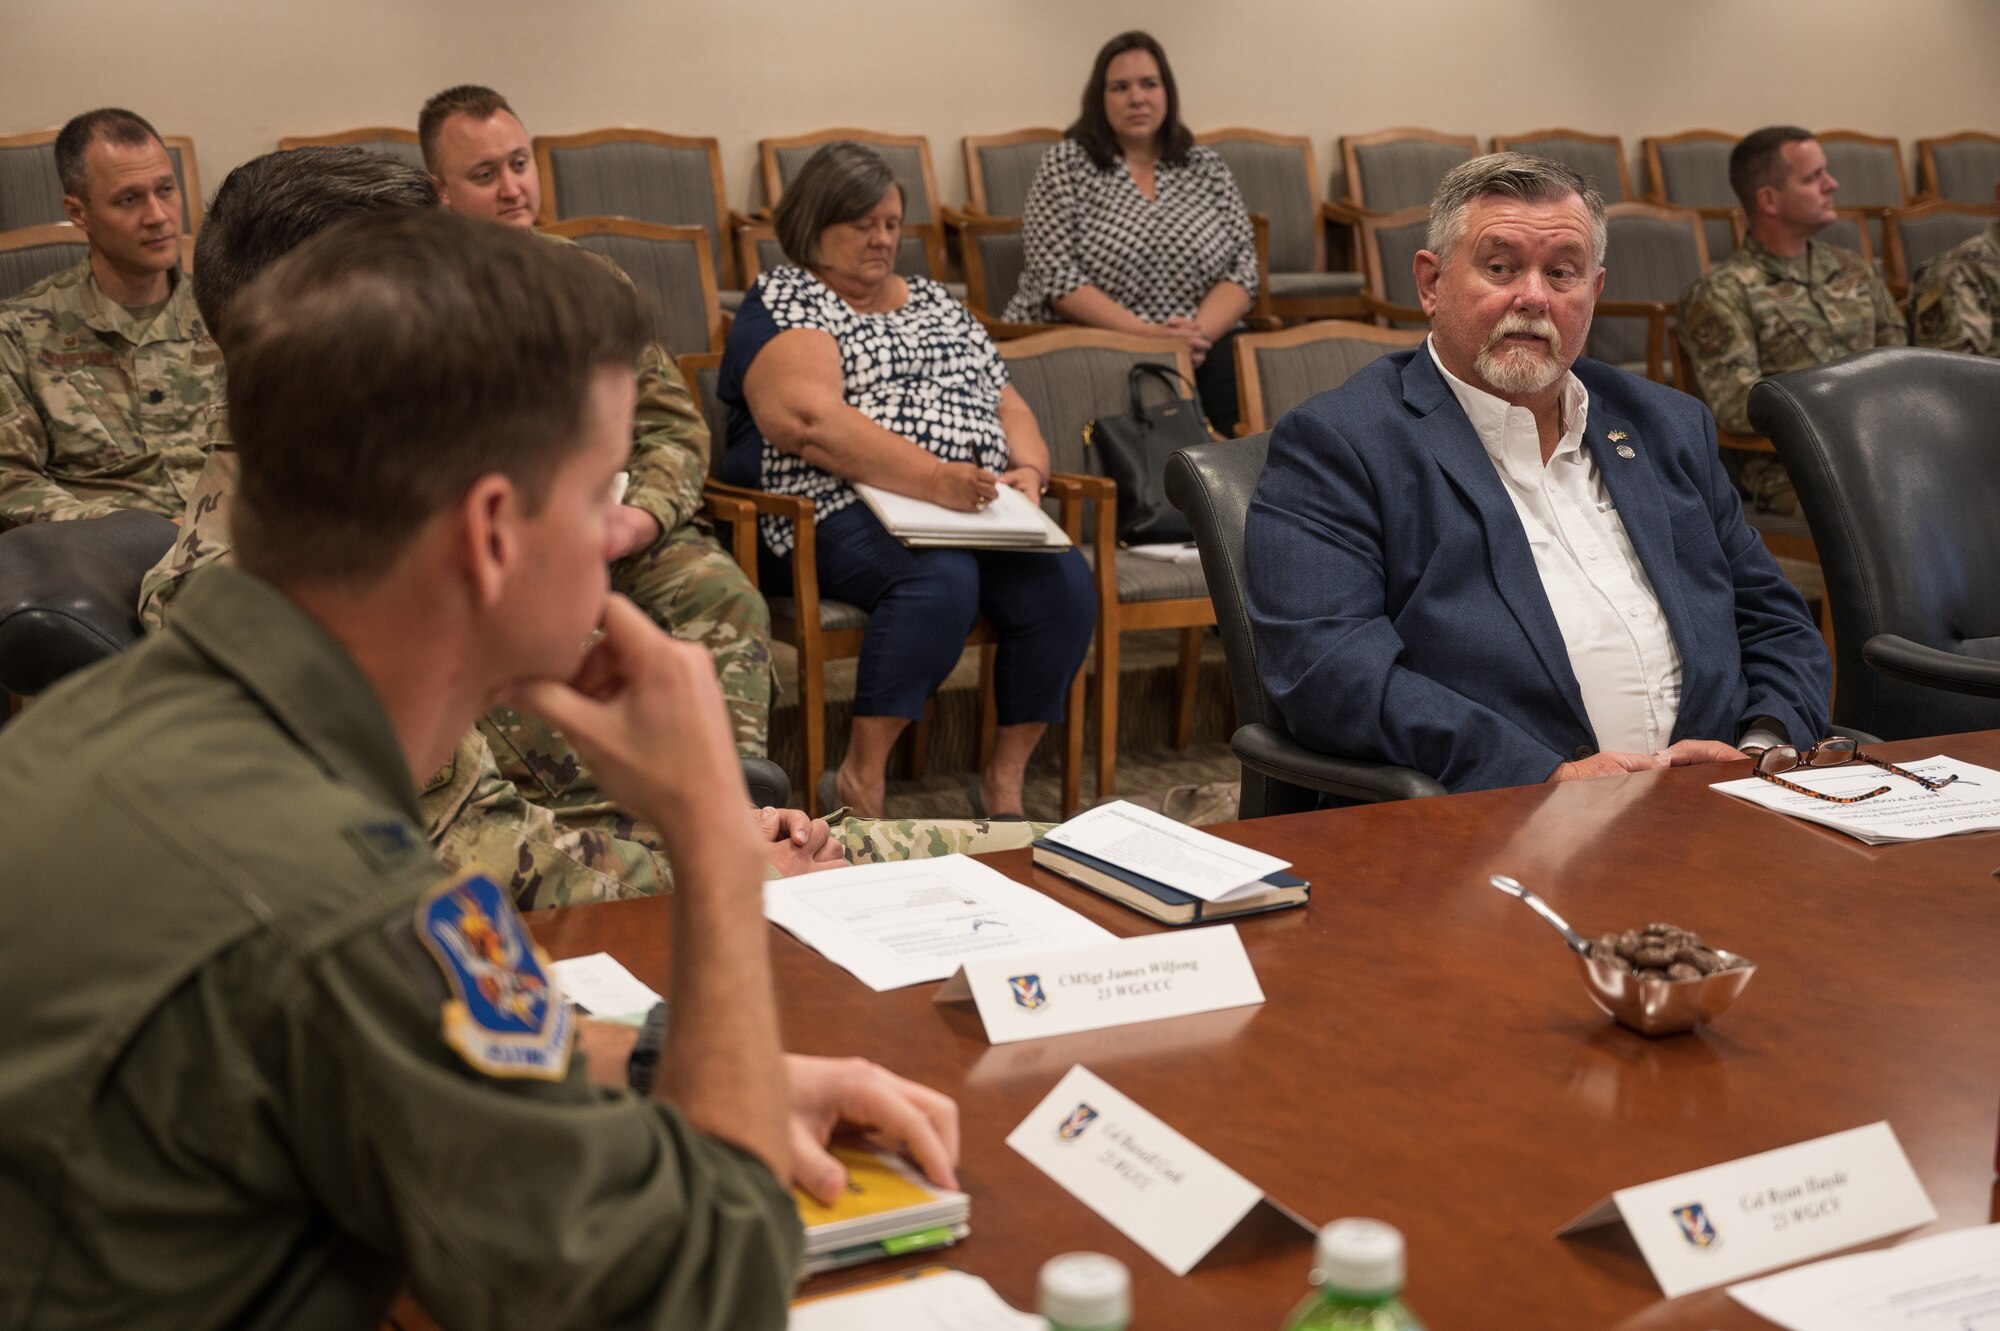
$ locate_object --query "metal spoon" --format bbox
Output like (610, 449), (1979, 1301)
(1488, 875), (1593, 958)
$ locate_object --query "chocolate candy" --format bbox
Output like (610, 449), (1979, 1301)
(1590, 921), (1744, 983)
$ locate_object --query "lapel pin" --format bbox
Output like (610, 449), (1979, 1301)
(1616, 444), (1636, 459)
(1607, 430), (1628, 442)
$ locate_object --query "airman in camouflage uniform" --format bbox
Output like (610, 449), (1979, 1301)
(1908, 220), (2000, 358)
(1678, 128), (1907, 515)
(0, 260), (219, 526)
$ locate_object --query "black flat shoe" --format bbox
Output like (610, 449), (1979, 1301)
(965, 780), (1026, 822)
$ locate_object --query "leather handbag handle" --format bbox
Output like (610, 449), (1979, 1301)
(1126, 361), (1195, 426)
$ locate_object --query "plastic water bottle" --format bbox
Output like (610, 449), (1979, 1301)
(1039, 1252), (1130, 1331)
(1281, 1219), (1425, 1330)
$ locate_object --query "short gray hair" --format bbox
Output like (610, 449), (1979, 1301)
(774, 141), (902, 270)
(1427, 152), (1607, 270)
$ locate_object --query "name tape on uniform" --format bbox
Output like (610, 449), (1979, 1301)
(934, 925), (1263, 1044)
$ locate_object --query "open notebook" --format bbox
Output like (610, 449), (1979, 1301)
(853, 481), (1070, 550)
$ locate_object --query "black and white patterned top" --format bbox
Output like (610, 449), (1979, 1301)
(1005, 138), (1259, 325)
(718, 265), (1012, 555)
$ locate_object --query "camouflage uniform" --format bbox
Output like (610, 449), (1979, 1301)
(1679, 235), (1906, 513)
(829, 814), (1054, 863)
(0, 259), (221, 527)
(1908, 221), (2000, 358)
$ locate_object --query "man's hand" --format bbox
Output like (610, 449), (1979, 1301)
(759, 806), (847, 877)
(606, 504), (663, 561)
(786, 1054), (960, 1205)
(1654, 739), (1749, 766)
(509, 596), (751, 849)
(1549, 750), (1667, 782)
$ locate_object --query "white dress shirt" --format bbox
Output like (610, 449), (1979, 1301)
(1427, 339), (1685, 754)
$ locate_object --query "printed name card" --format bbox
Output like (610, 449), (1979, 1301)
(935, 925), (1264, 1044)
(1007, 1064), (1311, 1275)
(1556, 1122), (1936, 1297)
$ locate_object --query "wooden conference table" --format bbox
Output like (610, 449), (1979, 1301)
(419, 731), (2000, 1329)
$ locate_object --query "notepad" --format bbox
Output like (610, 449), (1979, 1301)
(853, 481), (1070, 549)
(793, 1145), (971, 1275)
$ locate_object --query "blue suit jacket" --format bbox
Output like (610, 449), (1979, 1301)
(1245, 348), (1831, 792)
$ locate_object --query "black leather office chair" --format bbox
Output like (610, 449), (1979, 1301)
(1165, 432), (1445, 817)
(1750, 347), (2000, 739)
(0, 510), (178, 697)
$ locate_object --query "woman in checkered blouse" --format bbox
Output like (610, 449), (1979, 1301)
(1006, 30), (1260, 433)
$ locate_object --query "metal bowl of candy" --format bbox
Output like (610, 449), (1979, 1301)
(1575, 924), (1756, 1037)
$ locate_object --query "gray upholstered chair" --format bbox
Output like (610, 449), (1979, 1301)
(1817, 131), (1908, 261)
(1491, 128), (1633, 202)
(1339, 128), (1478, 213)
(1884, 200), (2000, 294)
(0, 130), (202, 235)
(1356, 207), (1431, 328)
(1199, 129), (1365, 321)
(1916, 132), (2000, 204)
(1232, 320), (1424, 436)
(1591, 203), (1711, 384)
(1643, 130), (1743, 265)
(0, 224), (89, 301)
(1751, 348), (2000, 739)
(962, 129), (1061, 217)
(940, 208), (1057, 339)
(1163, 433), (1444, 817)
(999, 329), (1208, 803)
(1813, 208), (1877, 268)
(279, 128), (426, 173)
(760, 129), (950, 288)
(532, 129), (736, 295)
(543, 217), (722, 359)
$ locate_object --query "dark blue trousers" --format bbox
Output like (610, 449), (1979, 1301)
(806, 501), (1096, 724)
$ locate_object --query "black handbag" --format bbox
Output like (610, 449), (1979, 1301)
(1083, 362), (1207, 545)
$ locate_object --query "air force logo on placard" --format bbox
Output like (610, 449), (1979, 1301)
(1009, 973), (1048, 1010)
(1057, 1102), (1100, 1141)
(416, 871), (574, 1081)
(1673, 1202), (1720, 1249)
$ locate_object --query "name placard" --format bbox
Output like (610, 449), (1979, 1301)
(1556, 1122), (1936, 1297)
(934, 925), (1263, 1045)
(1007, 1064), (1310, 1275)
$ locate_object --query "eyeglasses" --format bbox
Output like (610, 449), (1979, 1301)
(1750, 737), (1959, 803)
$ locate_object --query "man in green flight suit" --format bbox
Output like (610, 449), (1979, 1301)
(0, 107), (222, 527)
(1678, 126), (1906, 514)
(0, 209), (958, 1328)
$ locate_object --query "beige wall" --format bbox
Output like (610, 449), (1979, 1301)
(6, 0), (1998, 210)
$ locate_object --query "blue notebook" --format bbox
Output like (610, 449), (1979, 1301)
(1030, 838), (1309, 926)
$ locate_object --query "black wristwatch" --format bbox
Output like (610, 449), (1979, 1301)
(626, 1001), (671, 1096)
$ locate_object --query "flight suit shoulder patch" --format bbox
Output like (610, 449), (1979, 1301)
(413, 871), (574, 1081)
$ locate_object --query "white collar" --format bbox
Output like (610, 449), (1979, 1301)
(1425, 336), (1590, 473)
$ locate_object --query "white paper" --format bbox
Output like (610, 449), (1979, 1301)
(790, 1269), (1041, 1331)
(853, 480), (1062, 544)
(764, 856), (1116, 992)
(548, 952), (660, 1022)
(1729, 1223), (2000, 1331)
(1558, 1122), (1937, 1298)
(1712, 755), (2000, 844)
(1008, 1064), (1270, 1276)
(937, 925), (1265, 1044)
(1042, 800), (1291, 902)
(1126, 541), (1202, 563)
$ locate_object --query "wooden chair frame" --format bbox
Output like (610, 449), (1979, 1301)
(1817, 129), (1910, 205)
(1232, 320), (1425, 436)
(278, 126), (420, 152)
(1596, 201), (1712, 384)
(2, 128), (203, 235)
(678, 353), (1089, 816)
(542, 217), (724, 355)
(961, 128), (1061, 216)
(531, 128), (736, 291)
(939, 207), (1059, 338)
(1882, 198), (2000, 292)
(1199, 127), (1367, 322)
(1916, 131), (2000, 201)
(759, 128), (943, 225)
(1339, 127), (1479, 211)
(1641, 129), (1742, 254)
(999, 328), (1208, 802)
(1491, 127), (1634, 200)
(1356, 206), (1433, 326)
(0, 222), (87, 255)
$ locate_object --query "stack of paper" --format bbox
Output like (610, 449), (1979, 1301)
(791, 1268), (1040, 1329)
(1126, 541), (1202, 563)
(1711, 754), (2000, 844)
(549, 952), (661, 1027)
(794, 1146), (970, 1275)
(1034, 800), (1308, 925)
(853, 481), (1070, 549)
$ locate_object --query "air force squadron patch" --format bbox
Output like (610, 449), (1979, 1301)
(415, 872), (574, 1081)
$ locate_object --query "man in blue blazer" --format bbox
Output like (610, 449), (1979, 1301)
(1247, 154), (1829, 793)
